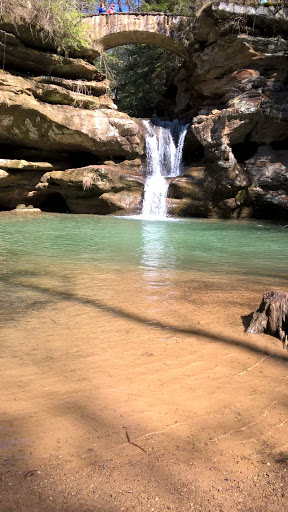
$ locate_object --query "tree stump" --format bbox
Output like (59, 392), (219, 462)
(248, 291), (288, 350)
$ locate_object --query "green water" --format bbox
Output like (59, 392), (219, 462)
(1, 210), (288, 362)
(0, 212), (287, 280)
(0, 213), (288, 280)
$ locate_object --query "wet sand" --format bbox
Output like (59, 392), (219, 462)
(0, 270), (288, 511)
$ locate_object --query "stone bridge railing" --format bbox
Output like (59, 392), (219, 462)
(82, 13), (189, 58)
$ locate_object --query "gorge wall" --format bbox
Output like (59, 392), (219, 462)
(0, 2), (287, 219)
(169, 2), (288, 219)
(0, 6), (145, 214)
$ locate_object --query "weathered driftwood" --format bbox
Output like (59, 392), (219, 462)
(248, 291), (288, 350)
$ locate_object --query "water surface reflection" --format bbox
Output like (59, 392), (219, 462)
(140, 220), (178, 271)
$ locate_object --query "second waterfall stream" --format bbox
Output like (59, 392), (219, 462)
(140, 119), (189, 220)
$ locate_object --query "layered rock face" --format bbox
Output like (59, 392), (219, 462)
(1, 3), (288, 219)
(171, 2), (288, 219)
(0, 12), (144, 214)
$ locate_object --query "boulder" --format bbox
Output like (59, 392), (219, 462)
(35, 164), (145, 215)
(168, 176), (204, 201)
(0, 166), (47, 210)
(0, 162), (145, 214)
(0, 71), (142, 159)
(167, 174), (209, 217)
(246, 145), (288, 191)
(194, 69), (261, 100)
(167, 197), (209, 217)
(245, 145), (288, 218)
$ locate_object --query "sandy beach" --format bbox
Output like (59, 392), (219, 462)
(1, 267), (287, 512)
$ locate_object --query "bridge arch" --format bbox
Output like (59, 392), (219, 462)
(82, 13), (188, 58)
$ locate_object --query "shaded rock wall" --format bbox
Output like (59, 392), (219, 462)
(172, 2), (288, 219)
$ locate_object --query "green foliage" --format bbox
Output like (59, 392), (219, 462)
(94, 0), (195, 117)
(0, 0), (91, 54)
(32, 0), (90, 54)
(96, 44), (181, 117)
(140, 0), (195, 14)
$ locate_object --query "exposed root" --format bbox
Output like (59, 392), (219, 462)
(267, 417), (288, 436)
(262, 400), (278, 417)
(125, 430), (147, 455)
(117, 422), (183, 453)
(236, 356), (269, 377)
(211, 421), (256, 442)
(210, 401), (278, 442)
(237, 438), (257, 445)
(136, 422), (182, 441)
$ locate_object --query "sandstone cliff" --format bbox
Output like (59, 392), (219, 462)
(0, 2), (287, 219)
(170, 2), (288, 219)
(0, 6), (144, 214)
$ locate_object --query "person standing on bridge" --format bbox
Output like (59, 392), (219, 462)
(108, 4), (116, 13)
(98, 2), (106, 12)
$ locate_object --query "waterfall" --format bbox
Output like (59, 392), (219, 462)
(140, 119), (189, 220)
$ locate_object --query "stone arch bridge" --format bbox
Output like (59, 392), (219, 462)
(82, 13), (189, 58)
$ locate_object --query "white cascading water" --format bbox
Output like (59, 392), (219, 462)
(140, 119), (189, 220)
